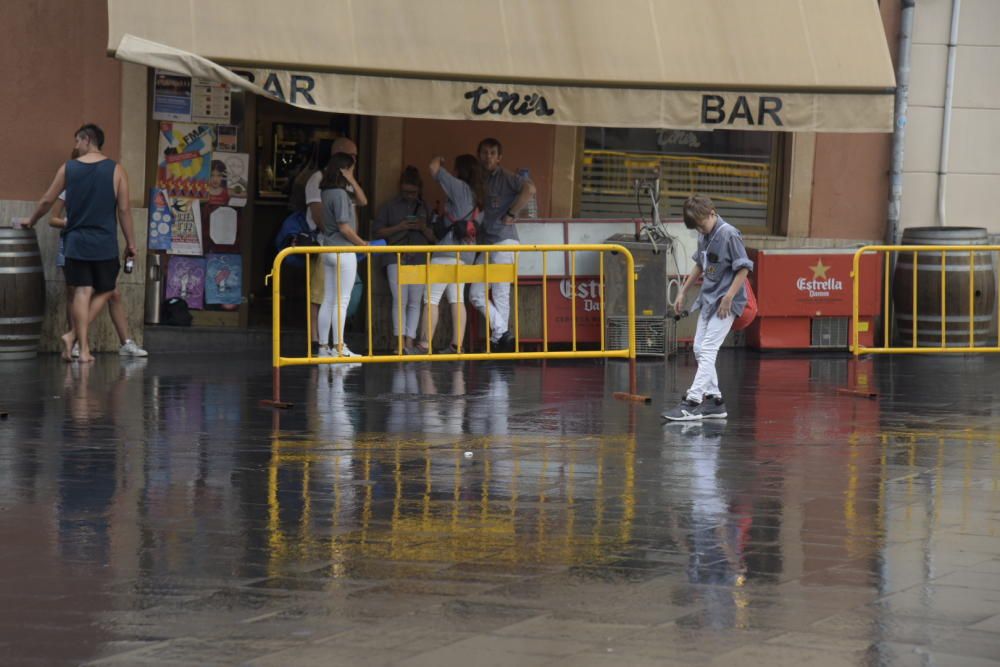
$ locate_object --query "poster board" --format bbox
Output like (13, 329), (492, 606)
(165, 256), (206, 310)
(205, 254), (243, 307)
(165, 197), (203, 255)
(157, 122), (214, 199)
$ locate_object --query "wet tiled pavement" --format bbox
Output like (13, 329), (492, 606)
(1, 351), (999, 666)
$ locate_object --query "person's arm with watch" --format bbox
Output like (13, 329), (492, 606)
(502, 177), (537, 225)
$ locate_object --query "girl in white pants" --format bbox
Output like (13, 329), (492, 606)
(412, 154), (483, 354)
(316, 151), (369, 358)
(373, 166), (435, 352)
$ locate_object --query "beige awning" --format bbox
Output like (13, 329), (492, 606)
(108, 0), (896, 132)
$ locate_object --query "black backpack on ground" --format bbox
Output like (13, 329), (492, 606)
(162, 297), (193, 327)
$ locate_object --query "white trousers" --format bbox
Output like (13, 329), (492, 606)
(686, 311), (735, 402)
(386, 264), (423, 338)
(317, 252), (357, 346)
(468, 239), (517, 341)
(423, 257), (465, 306)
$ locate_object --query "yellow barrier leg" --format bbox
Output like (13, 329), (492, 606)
(262, 252), (292, 409)
(613, 248), (649, 404)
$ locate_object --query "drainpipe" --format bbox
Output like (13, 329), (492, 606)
(937, 0), (961, 227)
(887, 0), (916, 244)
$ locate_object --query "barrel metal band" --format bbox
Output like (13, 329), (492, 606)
(0, 266), (44, 274)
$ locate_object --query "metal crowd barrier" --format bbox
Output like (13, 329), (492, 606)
(851, 245), (1000, 355)
(263, 244), (638, 407)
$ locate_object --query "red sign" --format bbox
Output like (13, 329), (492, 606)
(546, 276), (602, 343)
(750, 250), (882, 318)
(747, 249), (883, 349)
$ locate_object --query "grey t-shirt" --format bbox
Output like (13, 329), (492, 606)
(433, 167), (480, 264)
(435, 168), (477, 224)
(480, 167), (523, 244)
(691, 217), (754, 320)
(371, 195), (431, 266)
(321, 188), (356, 246)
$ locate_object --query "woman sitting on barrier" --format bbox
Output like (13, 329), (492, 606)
(317, 152), (369, 359)
(409, 155), (482, 355)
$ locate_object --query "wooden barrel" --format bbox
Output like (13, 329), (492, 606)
(0, 228), (46, 360)
(892, 227), (997, 348)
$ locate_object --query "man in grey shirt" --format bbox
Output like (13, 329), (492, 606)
(663, 195), (753, 422)
(468, 138), (536, 352)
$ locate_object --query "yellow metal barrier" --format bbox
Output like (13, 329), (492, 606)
(851, 244), (1000, 355)
(263, 244), (639, 406)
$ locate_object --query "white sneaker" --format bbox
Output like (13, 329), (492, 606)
(71, 342), (80, 359)
(339, 346), (361, 358)
(119, 339), (148, 357)
(318, 345), (335, 358)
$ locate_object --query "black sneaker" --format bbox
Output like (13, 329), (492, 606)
(696, 395), (728, 419)
(495, 331), (516, 353)
(662, 398), (703, 421)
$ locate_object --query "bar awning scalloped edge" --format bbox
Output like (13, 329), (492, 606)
(110, 0), (896, 133)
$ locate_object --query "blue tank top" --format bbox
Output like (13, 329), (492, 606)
(64, 159), (118, 261)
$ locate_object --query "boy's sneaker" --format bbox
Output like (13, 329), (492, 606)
(119, 339), (148, 357)
(318, 345), (335, 358)
(661, 398), (703, 421)
(495, 331), (516, 353)
(696, 395), (728, 419)
(71, 342), (80, 359)
(339, 346), (361, 358)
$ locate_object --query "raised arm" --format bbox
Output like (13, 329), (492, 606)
(344, 171), (368, 207)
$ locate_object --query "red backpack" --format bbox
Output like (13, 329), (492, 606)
(733, 281), (758, 331)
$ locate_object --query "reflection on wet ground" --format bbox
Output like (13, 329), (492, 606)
(1, 352), (999, 666)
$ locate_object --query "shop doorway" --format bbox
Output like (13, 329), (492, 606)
(246, 96), (364, 330)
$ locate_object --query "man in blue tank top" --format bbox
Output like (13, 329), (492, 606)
(26, 124), (137, 363)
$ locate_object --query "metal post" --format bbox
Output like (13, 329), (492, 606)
(887, 0), (916, 245)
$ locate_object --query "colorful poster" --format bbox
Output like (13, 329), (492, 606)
(166, 197), (203, 256)
(147, 188), (173, 251)
(206, 153), (249, 207)
(192, 78), (231, 123)
(157, 122), (214, 199)
(205, 254), (242, 306)
(214, 125), (238, 152)
(165, 256), (206, 310)
(152, 70), (192, 121)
